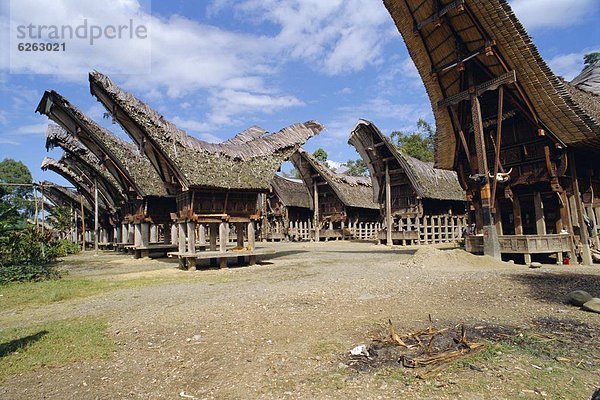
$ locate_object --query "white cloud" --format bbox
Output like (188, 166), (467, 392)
(547, 50), (599, 80)
(510, 0), (598, 30)
(14, 123), (47, 135)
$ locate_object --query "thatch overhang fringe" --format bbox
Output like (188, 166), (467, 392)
(41, 156), (112, 212)
(571, 61), (600, 96)
(89, 71), (323, 192)
(290, 148), (379, 210)
(348, 119), (465, 203)
(45, 124), (127, 204)
(41, 181), (93, 214)
(37, 91), (168, 198)
(383, 0), (600, 170)
(271, 175), (311, 210)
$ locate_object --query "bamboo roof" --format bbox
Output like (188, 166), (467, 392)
(89, 71), (323, 193)
(271, 175), (311, 209)
(348, 119), (465, 203)
(383, 0), (600, 169)
(290, 148), (379, 210)
(37, 91), (168, 198)
(45, 124), (126, 205)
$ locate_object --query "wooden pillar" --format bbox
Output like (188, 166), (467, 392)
(134, 223), (142, 247)
(150, 224), (158, 243)
(313, 181), (320, 242)
(94, 178), (98, 255)
(569, 151), (593, 265)
(592, 206), (600, 249)
(513, 196), (523, 235)
(170, 224), (178, 245)
(248, 221), (256, 265)
(163, 223), (171, 244)
(198, 224), (206, 245)
(178, 222), (186, 253)
(219, 222), (228, 268)
(493, 202), (503, 236)
(140, 223), (150, 248)
(471, 94), (500, 258)
(187, 221), (196, 254)
(533, 192), (546, 235)
(385, 161), (393, 246)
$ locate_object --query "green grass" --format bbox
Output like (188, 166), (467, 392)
(0, 318), (114, 380)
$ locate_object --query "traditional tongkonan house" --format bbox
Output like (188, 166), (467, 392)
(348, 119), (467, 245)
(43, 125), (125, 246)
(264, 175), (313, 241)
(290, 148), (380, 241)
(383, 0), (600, 264)
(565, 62), (600, 258)
(41, 181), (94, 245)
(89, 71), (323, 269)
(37, 91), (176, 258)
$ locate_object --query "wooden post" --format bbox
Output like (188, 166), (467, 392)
(219, 222), (228, 268)
(199, 224), (206, 245)
(150, 224), (158, 243)
(513, 196), (523, 235)
(134, 224), (142, 247)
(385, 161), (393, 246)
(236, 222), (245, 265)
(171, 224), (178, 245)
(533, 192), (546, 235)
(313, 181), (320, 242)
(178, 222), (186, 253)
(163, 223), (171, 244)
(187, 221), (196, 254)
(248, 221), (256, 265)
(94, 178), (98, 256)
(141, 223), (150, 248)
(569, 151), (593, 265)
(590, 205), (600, 249)
(471, 93), (500, 258)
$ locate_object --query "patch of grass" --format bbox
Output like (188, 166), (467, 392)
(0, 318), (114, 380)
(312, 340), (344, 356)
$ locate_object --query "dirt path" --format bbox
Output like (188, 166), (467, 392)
(1, 242), (599, 399)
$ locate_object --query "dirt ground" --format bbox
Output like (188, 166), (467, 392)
(1, 241), (599, 399)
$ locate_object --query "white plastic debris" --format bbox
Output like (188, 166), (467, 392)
(350, 344), (368, 356)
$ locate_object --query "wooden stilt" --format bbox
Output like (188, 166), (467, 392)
(533, 192), (546, 234)
(187, 221), (196, 254)
(385, 161), (393, 246)
(569, 151), (593, 265)
(219, 222), (228, 268)
(248, 221), (256, 265)
(513, 196), (523, 235)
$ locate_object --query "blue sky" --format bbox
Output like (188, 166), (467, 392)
(0, 0), (598, 185)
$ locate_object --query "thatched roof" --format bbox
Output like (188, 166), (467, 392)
(383, 0), (600, 170)
(41, 181), (93, 213)
(45, 124), (126, 204)
(37, 91), (168, 198)
(348, 119), (465, 203)
(565, 62), (600, 123)
(271, 175), (311, 209)
(41, 156), (111, 212)
(571, 61), (600, 96)
(89, 71), (323, 192)
(290, 148), (378, 210)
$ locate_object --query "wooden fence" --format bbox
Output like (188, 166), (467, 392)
(379, 215), (467, 245)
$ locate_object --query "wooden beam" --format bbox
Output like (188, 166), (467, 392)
(415, 0), (465, 30)
(385, 162), (393, 246)
(533, 192), (546, 234)
(569, 151), (593, 265)
(513, 196), (523, 235)
(491, 86), (505, 207)
(438, 70), (516, 108)
(313, 180), (320, 241)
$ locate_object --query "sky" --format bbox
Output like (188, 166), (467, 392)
(0, 0), (598, 186)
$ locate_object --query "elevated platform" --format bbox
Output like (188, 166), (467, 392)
(465, 234), (574, 264)
(168, 247), (275, 270)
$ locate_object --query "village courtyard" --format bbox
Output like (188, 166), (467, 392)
(1, 241), (599, 399)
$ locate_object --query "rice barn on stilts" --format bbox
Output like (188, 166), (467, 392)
(348, 119), (467, 245)
(290, 148), (380, 241)
(42, 126), (126, 247)
(89, 71), (323, 269)
(383, 0), (600, 264)
(264, 175), (313, 241)
(37, 91), (177, 258)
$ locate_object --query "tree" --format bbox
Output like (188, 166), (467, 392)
(0, 159), (34, 217)
(343, 159), (368, 177)
(390, 119), (435, 162)
(584, 52), (600, 67)
(312, 148), (328, 163)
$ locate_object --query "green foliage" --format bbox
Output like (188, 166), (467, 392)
(47, 206), (73, 237)
(312, 148), (328, 163)
(390, 119), (435, 162)
(343, 159), (368, 177)
(0, 158), (34, 217)
(0, 227), (62, 284)
(583, 52), (600, 67)
(54, 239), (81, 257)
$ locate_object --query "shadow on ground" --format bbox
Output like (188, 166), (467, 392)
(509, 272), (600, 305)
(0, 331), (48, 358)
